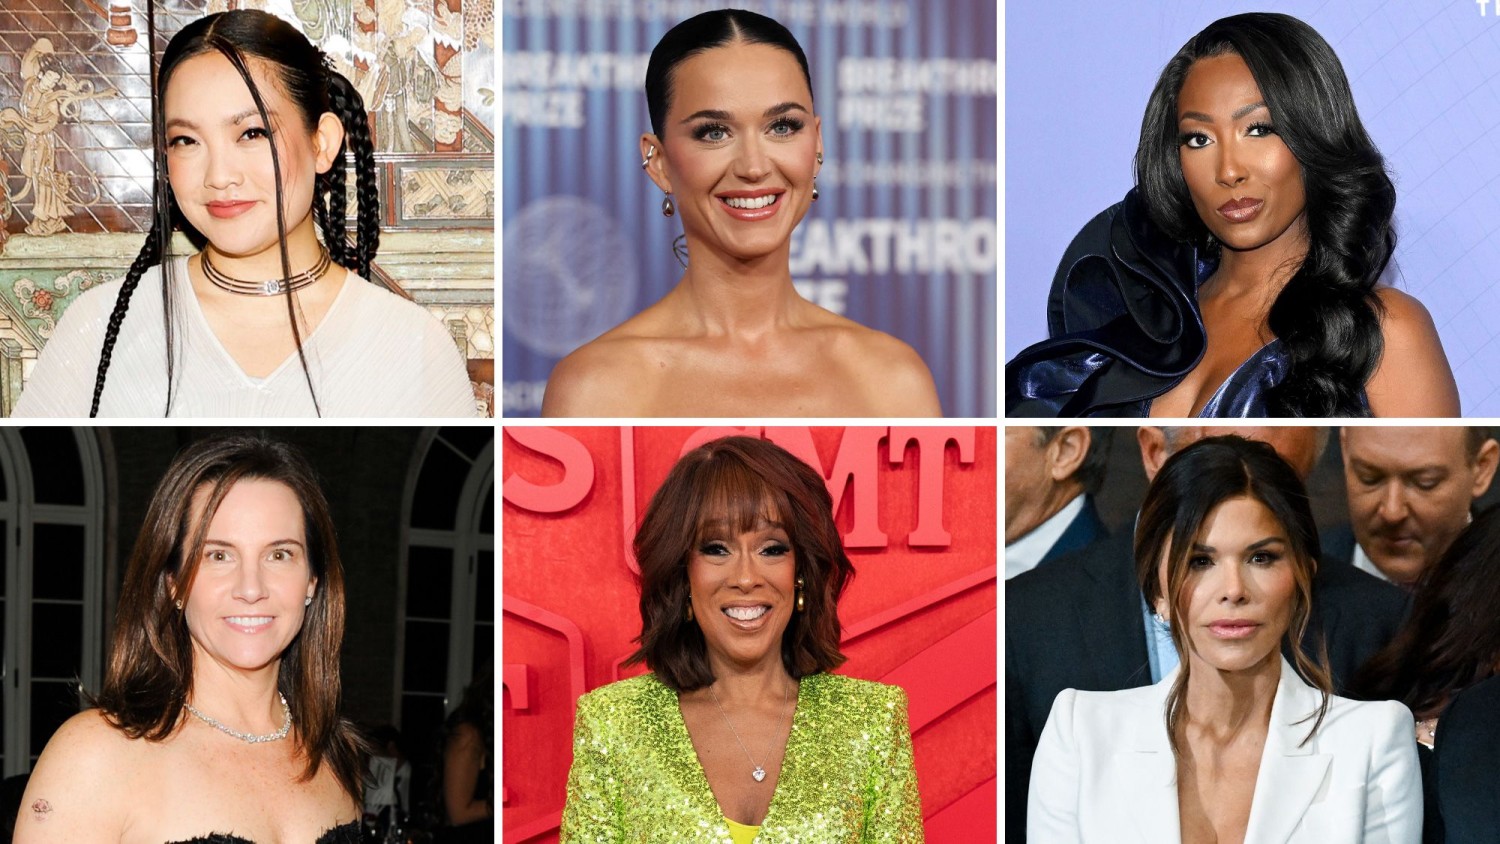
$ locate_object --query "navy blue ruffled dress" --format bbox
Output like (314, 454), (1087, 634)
(1005, 188), (1366, 417)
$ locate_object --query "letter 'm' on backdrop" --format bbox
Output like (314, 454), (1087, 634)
(501, 4), (998, 417)
(502, 426), (997, 841)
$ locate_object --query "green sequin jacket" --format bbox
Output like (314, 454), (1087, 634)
(560, 672), (924, 843)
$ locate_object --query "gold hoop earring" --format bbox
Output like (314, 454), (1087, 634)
(795, 577), (805, 612)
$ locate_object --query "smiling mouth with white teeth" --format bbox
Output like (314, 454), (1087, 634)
(226, 616), (273, 628)
(722, 195), (779, 209)
(724, 606), (770, 621)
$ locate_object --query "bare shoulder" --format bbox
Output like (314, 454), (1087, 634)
(15, 710), (136, 843)
(1367, 287), (1459, 417)
(541, 329), (654, 417)
(822, 317), (942, 417)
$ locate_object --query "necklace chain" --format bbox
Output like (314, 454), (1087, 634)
(185, 692), (292, 743)
(708, 681), (794, 783)
(202, 247), (332, 296)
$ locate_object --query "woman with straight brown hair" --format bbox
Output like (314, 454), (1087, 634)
(1028, 436), (1421, 842)
(561, 435), (923, 842)
(16, 435), (364, 844)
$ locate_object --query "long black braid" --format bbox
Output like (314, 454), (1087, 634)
(88, 9), (382, 417)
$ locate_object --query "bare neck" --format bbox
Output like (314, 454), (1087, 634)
(1180, 653), (1281, 745)
(187, 645), (287, 735)
(1201, 231), (1307, 313)
(666, 237), (804, 336)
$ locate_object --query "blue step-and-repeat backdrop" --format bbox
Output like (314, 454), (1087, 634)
(502, 0), (998, 417)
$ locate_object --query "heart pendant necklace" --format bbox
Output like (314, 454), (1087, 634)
(708, 680), (794, 782)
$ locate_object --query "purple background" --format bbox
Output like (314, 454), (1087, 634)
(1005, 1), (1500, 415)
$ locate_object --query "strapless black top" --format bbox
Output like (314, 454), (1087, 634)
(166, 820), (359, 844)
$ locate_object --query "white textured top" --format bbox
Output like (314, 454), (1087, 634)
(13, 256), (479, 418)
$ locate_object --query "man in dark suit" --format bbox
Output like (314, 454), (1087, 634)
(1005, 426), (1410, 842)
(1004, 426), (1113, 579)
(1328, 426), (1498, 589)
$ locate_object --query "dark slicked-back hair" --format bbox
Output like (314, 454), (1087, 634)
(1135, 435), (1332, 758)
(645, 9), (812, 137)
(625, 436), (853, 691)
(93, 435), (367, 801)
(1135, 12), (1393, 417)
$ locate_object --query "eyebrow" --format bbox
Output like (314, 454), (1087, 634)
(679, 101), (809, 124)
(1179, 101), (1268, 124)
(1190, 536), (1284, 554)
(165, 108), (270, 131)
(204, 538), (306, 548)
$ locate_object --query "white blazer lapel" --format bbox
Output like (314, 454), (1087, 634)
(1117, 674), (1183, 844)
(1243, 658), (1333, 844)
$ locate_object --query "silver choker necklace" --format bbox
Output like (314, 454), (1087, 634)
(202, 248), (332, 296)
(184, 692), (292, 743)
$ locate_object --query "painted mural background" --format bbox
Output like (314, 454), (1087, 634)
(0, 0), (495, 415)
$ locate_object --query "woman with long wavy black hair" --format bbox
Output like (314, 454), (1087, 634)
(1006, 12), (1458, 418)
(12, 9), (475, 418)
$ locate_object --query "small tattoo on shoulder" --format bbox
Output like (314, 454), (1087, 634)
(31, 798), (53, 820)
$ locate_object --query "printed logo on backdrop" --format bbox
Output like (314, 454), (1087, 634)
(502, 196), (639, 357)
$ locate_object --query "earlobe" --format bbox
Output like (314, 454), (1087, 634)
(313, 112), (346, 175)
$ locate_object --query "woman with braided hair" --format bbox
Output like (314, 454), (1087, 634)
(12, 9), (476, 417)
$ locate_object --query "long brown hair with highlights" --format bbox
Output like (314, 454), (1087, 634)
(1134, 435), (1332, 759)
(625, 436), (854, 691)
(92, 434), (367, 800)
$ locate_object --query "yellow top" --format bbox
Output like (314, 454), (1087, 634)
(725, 817), (761, 844)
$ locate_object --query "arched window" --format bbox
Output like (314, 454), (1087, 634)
(0, 428), (105, 777)
(397, 427), (493, 791)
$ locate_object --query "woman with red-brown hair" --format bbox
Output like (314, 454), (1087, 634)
(561, 436), (923, 842)
(16, 435), (364, 844)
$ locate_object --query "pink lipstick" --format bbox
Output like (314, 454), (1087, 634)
(206, 200), (256, 220)
(1217, 198), (1264, 223)
(716, 188), (785, 222)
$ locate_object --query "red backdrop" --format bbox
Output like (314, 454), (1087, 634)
(501, 426), (997, 842)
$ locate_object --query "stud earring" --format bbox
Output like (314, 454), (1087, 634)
(305, 596), (313, 607)
(661, 193), (675, 217)
(795, 577), (805, 612)
(816, 151), (823, 165)
(174, 599), (183, 611)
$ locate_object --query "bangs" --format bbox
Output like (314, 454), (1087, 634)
(687, 455), (789, 541)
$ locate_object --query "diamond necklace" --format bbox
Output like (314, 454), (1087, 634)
(707, 681), (794, 782)
(184, 692), (292, 743)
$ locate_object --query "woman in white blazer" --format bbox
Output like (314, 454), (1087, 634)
(1028, 436), (1422, 844)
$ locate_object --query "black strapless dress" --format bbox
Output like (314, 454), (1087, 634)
(166, 820), (360, 844)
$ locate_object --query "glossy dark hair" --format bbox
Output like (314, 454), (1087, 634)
(1353, 506), (1500, 716)
(92, 435), (367, 801)
(91, 9), (379, 417)
(1135, 13), (1393, 417)
(625, 436), (853, 691)
(645, 9), (813, 137)
(1135, 436), (1331, 757)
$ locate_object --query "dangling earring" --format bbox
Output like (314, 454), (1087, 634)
(686, 597), (694, 622)
(661, 193), (675, 217)
(811, 180), (819, 202)
(795, 577), (805, 612)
